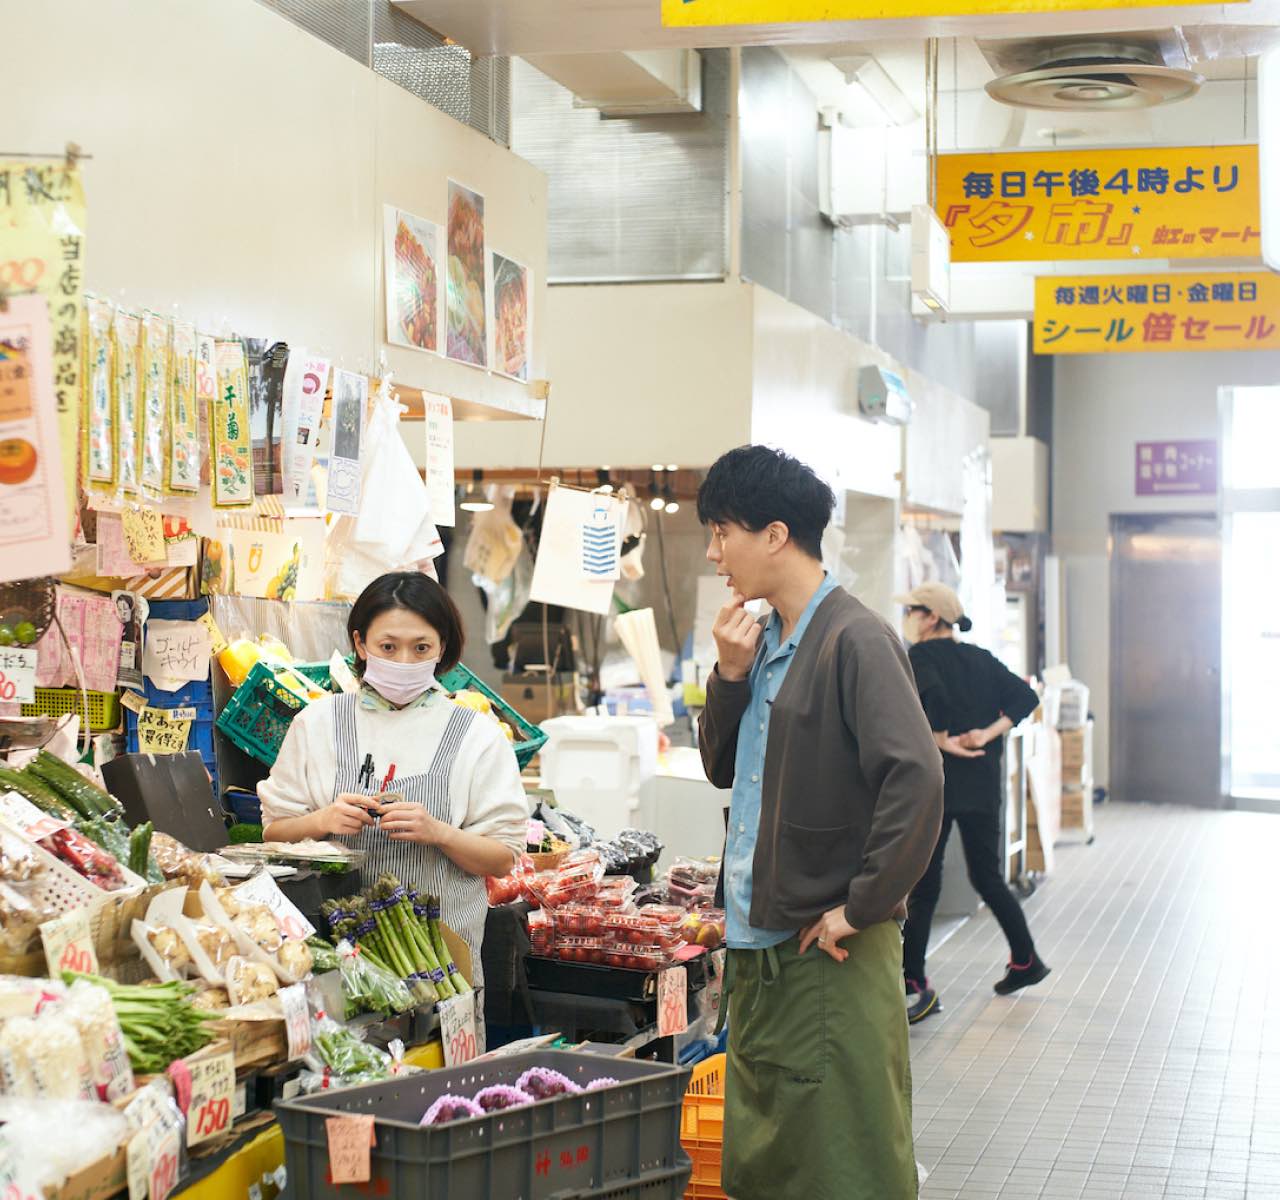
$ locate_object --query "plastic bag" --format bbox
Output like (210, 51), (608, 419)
(64, 979), (135, 1100)
(303, 1013), (399, 1091)
(0, 1097), (131, 1191)
(337, 938), (415, 1018)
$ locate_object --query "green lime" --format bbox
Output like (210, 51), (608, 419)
(14, 622), (37, 646)
(0, 627), (15, 647)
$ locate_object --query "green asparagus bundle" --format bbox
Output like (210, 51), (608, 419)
(411, 889), (472, 995)
(63, 972), (216, 1074)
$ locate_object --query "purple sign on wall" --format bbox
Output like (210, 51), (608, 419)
(1135, 439), (1218, 496)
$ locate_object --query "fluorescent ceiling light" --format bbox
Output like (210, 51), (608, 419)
(830, 55), (918, 127)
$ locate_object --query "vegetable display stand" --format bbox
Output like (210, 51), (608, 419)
(680, 1054), (727, 1199)
(275, 1049), (691, 1199)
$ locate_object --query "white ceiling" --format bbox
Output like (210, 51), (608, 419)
(394, 0), (1280, 57)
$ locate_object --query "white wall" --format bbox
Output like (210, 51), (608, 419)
(1053, 350), (1280, 787)
(10, 0), (547, 419)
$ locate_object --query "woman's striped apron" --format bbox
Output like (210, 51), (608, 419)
(330, 693), (490, 990)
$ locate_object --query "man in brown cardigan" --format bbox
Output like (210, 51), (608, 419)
(697, 445), (943, 1200)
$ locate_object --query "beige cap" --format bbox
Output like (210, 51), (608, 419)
(894, 581), (965, 625)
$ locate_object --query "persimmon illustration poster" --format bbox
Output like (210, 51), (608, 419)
(384, 206), (441, 354)
(446, 181), (487, 368)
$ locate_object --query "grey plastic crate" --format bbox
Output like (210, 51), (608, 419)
(274, 1049), (691, 1199)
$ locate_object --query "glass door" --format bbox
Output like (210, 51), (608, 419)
(1222, 385), (1280, 808)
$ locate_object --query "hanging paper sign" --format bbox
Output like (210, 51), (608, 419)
(219, 520), (324, 601)
(186, 1049), (235, 1148)
(580, 503), (622, 581)
(120, 690), (146, 715)
(938, 145), (1259, 263)
(531, 486), (624, 616)
(135, 706), (192, 755)
(197, 610), (228, 656)
(1034, 271), (1280, 354)
(114, 309), (142, 495)
(439, 993), (479, 1066)
(247, 340), (289, 497)
(143, 618), (210, 690)
(280, 350), (329, 511)
(0, 159), (85, 534)
(657, 966), (688, 1037)
(0, 297), (72, 582)
(423, 392), (455, 527)
(84, 296), (116, 486)
(122, 508), (166, 565)
(326, 369), (367, 516)
(40, 907), (98, 978)
(0, 648), (36, 704)
(140, 313), (170, 493)
(325, 1115), (375, 1185)
(168, 321), (199, 493)
(212, 340), (253, 507)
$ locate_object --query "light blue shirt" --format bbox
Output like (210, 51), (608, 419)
(724, 574), (840, 950)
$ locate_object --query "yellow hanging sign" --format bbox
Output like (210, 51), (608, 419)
(663, 0), (1231, 24)
(938, 145), (1259, 263)
(1033, 272), (1280, 355)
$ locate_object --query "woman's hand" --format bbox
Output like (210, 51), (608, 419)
(314, 794), (380, 837)
(936, 732), (985, 759)
(378, 802), (454, 846)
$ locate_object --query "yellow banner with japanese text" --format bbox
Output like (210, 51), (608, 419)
(939, 146), (1259, 263)
(664, 0), (1228, 25)
(1033, 272), (1280, 355)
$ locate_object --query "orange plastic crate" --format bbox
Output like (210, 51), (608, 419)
(682, 1054), (727, 1199)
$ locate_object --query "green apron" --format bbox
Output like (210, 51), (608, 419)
(721, 921), (917, 1200)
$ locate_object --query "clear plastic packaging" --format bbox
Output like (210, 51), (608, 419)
(603, 912), (682, 950)
(226, 955), (279, 1006)
(554, 936), (605, 964)
(30, 1008), (95, 1100)
(527, 908), (554, 955)
(336, 939), (414, 1017)
(594, 876), (638, 910)
(552, 904), (606, 938)
(0, 1097), (132, 1192)
(485, 855), (532, 907)
(667, 857), (719, 888)
(64, 979), (135, 1100)
(525, 849), (605, 909)
(603, 944), (668, 972)
(678, 908), (726, 950)
(666, 877), (719, 911)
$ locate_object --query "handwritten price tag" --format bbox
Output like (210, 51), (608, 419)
(120, 690), (147, 715)
(657, 966), (688, 1038)
(0, 648), (36, 704)
(135, 706), (192, 756)
(186, 1049), (235, 1148)
(704, 949), (727, 1021)
(233, 870), (316, 940)
(126, 1129), (150, 1200)
(325, 1115), (375, 1185)
(439, 994), (478, 1067)
(280, 983), (312, 1061)
(147, 1127), (179, 1200)
(0, 790), (70, 841)
(40, 908), (98, 979)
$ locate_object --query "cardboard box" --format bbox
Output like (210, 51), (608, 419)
(1060, 728), (1087, 772)
(501, 671), (575, 725)
(43, 1144), (127, 1200)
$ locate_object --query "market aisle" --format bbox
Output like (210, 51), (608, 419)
(910, 801), (1280, 1200)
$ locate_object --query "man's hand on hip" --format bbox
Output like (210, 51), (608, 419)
(713, 592), (762, 683)
(799, 906), (859, 962)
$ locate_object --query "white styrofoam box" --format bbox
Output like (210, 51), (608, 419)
(540, 715), (660, 840)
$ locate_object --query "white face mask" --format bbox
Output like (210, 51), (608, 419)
(902, 612), (923, 645)
(361, 653), (438, 706)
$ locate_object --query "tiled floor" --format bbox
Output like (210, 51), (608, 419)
(910, 801), (1280, 1200)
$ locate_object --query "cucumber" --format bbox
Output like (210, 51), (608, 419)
(28, 751), (120, 819)
(128, 822), (153, 877)
(0, 766), (77, 820)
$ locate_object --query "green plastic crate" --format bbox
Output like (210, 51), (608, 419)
(215, 659), (545, 770)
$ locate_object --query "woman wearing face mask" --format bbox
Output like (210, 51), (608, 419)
(896, 582), (1048, 1025)
(258, 571), (528, 983)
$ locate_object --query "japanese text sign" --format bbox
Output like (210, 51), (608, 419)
(142, 618), (210, 691)
(938, 145), (1259, 262)
(186, 1049), (235, 1148)
(0, 647), (36, 703)
(1136, 440), (1217, 497)
(1034, 272), (1280, 355)
(135, 707), (192, 756)
(325, 1115), (375, 1185)
(440, 993), (479, 1066)
(663, 0), (1228, 24)
(40, 908), (98, 978)
(658, 966), (689, 1037)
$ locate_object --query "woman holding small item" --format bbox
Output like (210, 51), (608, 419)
(258, 571), (529, 984)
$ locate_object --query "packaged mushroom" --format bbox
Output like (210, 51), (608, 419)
(225, 957), (278, 1007)
(132, 889), (228, 984)
(198, 882), (313, 985)
(190, 987), (231, 1013)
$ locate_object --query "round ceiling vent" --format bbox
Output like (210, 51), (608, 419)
(986, 55), (1203, 111)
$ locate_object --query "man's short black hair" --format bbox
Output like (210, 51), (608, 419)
(347, 571), (465, 675)
(697, 445), (835, 560)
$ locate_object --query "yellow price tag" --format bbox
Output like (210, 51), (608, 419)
(121, 508), (166, 564)
(135, 706), (192, 755)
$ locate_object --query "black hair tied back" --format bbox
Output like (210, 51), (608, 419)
(958, 616), (973, 633)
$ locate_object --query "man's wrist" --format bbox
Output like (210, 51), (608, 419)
(715, 663), (749, 684)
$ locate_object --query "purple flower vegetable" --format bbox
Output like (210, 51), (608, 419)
(421, 1094), (485, 1125)
(516, 1067), (582, 1101)
(474, 1085), (535, 1113)
(584, 1077), (618, 1092)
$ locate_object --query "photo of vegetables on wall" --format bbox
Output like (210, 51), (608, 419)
(385, 207), (440, 354)
(446, 180), (487, 368)
(492, 252), (530, 383)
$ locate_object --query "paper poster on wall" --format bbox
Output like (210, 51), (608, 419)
(195, 334), (217, 489)
(384, 206), (441, 355)
(280, 349), (328, 514)
(218, 520), (324, 601)
(139, 313), (170, 494)
(248, 341), (289, 496)
(327, 370), (366, 516)
(32, 588), (122, 694)
(423, 392), (455, 528)
(168, 321), (200, 493)
(491, 252), (531, 383)
(0, 297), (72, 584)
(113, 590), (145, 690)
(530, 487), (624, 616)
(212, 340), (254, 507)
(0, 159), (84, 534)
(143, 619), (211, 693)
(446, 181), (487, 368)
(114, 309), (141, 496)
(84, 296), (115, 487)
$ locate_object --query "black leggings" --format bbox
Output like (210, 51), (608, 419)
(902, 809), (1036, 985)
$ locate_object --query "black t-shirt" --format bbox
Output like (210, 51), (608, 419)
(907, 639), (1040, 814)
